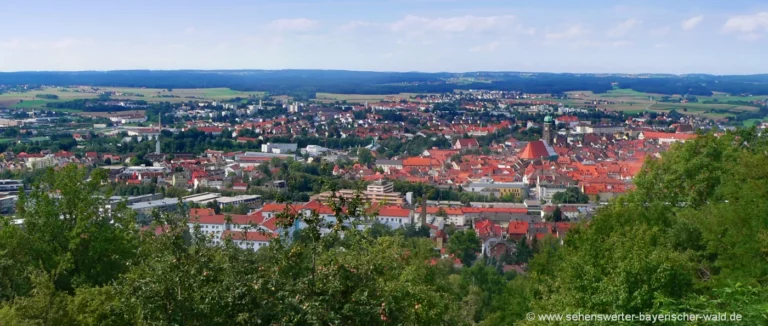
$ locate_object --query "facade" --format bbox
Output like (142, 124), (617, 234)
(0, 180), (23, 192)
(260, 143), (299, 154)
(375, 206), (412, 229)
(312, 180), (404, 206)
(454, 138), (480, 150)
(367, 180), (394, 193)
(576, 124), (625, 135)
(215, 195), (262, 208)
(375, 159), (403, 173)
(465, 182), (529, 199)
(303, 145), (329, 156)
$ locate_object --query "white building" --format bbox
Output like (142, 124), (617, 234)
(375, 206), (412, 229)
(215, 195), (262, 208)
(303, 145), (329, 156)
(261, 143), (298, 154)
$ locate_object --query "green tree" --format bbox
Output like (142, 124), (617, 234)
(357, 148), (374, 166)
(448, 230), (481, 267)
(551, 187), (589, 204)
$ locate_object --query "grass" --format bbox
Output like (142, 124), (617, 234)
(743, 119), (764, 127)
(0, 87), (266, 108)
(12, 100), (51, 109)
(560, 89), (766, 120)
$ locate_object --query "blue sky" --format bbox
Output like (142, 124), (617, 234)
(1, 0), (767, 74)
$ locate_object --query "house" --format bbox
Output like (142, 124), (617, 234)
(196, 127), (224, 135)
(375, 159), (403, 173)
(188, 209), (226, 243)
(454, 138), (480, 150)
(220, 230), (274, 251)
(507, 221), (529, 241)
(541, 205), (581, 220)
(374, 206), (412, 229)
(638, 131), (696, 144)
(465, 182), (529, 199)
(261, 143), (298, 154)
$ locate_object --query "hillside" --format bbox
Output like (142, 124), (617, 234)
(0, 130), (766, 325)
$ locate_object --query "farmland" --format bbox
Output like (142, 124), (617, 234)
(0, 87), (267, 111)
(561, 89), (766, 120)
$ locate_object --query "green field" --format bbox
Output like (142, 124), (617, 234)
(560, 89), (766, 120)
(11, 100), (52, 109)
(0, 87), (267, 110)
(743, 119), (765, 127)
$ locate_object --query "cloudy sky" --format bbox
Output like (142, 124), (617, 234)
(1, 0), (767, 74)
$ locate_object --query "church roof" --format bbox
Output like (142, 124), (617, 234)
(520, 140), (557, 160)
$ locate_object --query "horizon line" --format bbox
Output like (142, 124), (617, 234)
(0, 69), (766, 77)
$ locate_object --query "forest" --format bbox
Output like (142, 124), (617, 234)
(0, 130), (766, 325)
(4, 70), (768, 96)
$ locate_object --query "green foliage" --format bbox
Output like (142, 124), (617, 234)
(509, 130), (768, 325)
(0, 165), (469, 325)
(448, 230), (481, 267)
(551, 187), (589, 204)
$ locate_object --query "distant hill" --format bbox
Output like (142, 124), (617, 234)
(2, 70), (768, 97)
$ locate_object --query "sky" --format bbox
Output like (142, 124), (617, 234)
(1, 0), (768, 74)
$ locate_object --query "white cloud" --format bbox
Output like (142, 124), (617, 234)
(649, 26), (670, 37)
(390, 15), (519, 33)
(654, 43), (667, 48)
(723, 12), (768, 33)
(681, 15), (703, 30)
(722, 12), (768, 41)
(545, 25), (587, 40)
(268, 18), (319, 32)
(184, 27), (197, 34)
(607, 18), (641, 38)
(470, 41), (500, 52)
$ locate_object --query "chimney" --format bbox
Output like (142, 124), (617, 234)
(420, 194), (427, 226)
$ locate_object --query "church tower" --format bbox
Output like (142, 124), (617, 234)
(542, 115), (554, 145)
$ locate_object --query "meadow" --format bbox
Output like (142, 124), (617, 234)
(562, 89), (765, 120)
(0, 87), (267, 110)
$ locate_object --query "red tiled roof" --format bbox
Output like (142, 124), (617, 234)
(376, 206), (411, 218)
(190, 214), (226, 225)
(640, 131), (697, 141)
(520, 141), (551, 160)
(190, 208), (216, 217)
(456, 138), (479, 147)
(221, 230), (275, 242)
(460, 207), (528, 214)
(403, 157), (439, 167)
(508, 221), (529, 235)
(197, 127), (224, 133)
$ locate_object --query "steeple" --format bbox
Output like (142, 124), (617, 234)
(542, 115), (554, 145)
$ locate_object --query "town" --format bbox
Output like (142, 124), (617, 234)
(0, 85), (744, 271)
(2, 0), (768, 323)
